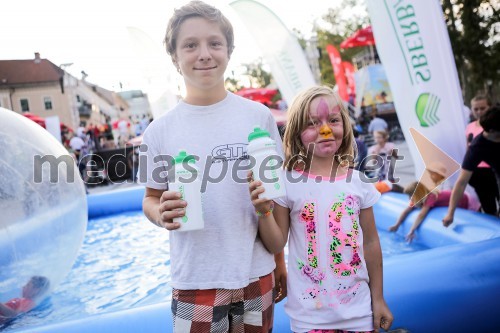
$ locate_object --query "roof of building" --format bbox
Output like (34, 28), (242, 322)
(0, 54), (63, 87)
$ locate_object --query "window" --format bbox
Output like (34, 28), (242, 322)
(44, 97), (53, 110)
(20, 99), (29, 112)
(76, 95), (81, 103)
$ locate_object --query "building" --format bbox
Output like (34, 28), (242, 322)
(118, 90), (152, 122)
(0, 52), (130, 131)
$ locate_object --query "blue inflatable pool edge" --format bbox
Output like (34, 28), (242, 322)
(14, 187), (500, 333)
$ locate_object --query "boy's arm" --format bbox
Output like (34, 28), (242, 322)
(360, 207), (393, 332)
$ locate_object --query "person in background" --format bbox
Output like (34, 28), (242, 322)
(0, 276), (50, 322)
(367, 111), (388, 135)
(366, 130), (398, 182)
(139, 2), (286, 332)
(249, 86), (393, 333)
(464, 95), (499, 215)
(127, 146), (139, 183)
(443, 105), (500, 226)
(140, 115), (150, 134)
(354, 127), (367, 172)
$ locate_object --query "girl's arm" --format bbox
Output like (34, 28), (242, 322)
(256, 202), (290, 254)
(249, 176), (290, 254)
(273, 251), (288, 303)
(406, 205), (431, 242)
(360, 207), (393, 332)
(389, 205), (414, 231)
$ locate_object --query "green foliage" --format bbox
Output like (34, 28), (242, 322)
(242, 58), (272, 88)
(442, 0), (500, 102)
(314, 2), (370, 86)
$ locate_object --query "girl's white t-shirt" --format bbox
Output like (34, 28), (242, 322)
(275, 169), (380, 332)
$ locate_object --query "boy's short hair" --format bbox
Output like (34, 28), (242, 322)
(480, 105), (500, 132)
(164, 1), (235, 59)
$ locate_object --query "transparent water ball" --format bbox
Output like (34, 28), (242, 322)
(0, 108), (87, 312)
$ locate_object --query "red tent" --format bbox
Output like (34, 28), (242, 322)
(112, 119), (131, 130)
(340, 26), (375, 49)
(235, 88), (278, 105)
(23, 112), (73, 132)
(23, 113), (46, 127)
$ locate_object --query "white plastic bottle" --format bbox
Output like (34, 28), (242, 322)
(170, 150), (204, 231)
(247, 127), (286, 200)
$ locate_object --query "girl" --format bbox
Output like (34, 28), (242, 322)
(249, 86), (393, 333)
(389, 163), (480, 242)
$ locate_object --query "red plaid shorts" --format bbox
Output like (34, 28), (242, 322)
(172, 273), (275, 333)
(307, 330), (374, 333)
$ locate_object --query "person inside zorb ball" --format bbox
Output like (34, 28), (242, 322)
(0, 109), (87, 323)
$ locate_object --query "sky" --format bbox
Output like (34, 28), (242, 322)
(0, 0), (347, 101)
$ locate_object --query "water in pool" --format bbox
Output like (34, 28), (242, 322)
(2, 211), (427, 331)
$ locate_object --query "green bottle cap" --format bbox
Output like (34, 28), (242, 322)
(173, 150), (195, 164)
(248, 127), (270, 141)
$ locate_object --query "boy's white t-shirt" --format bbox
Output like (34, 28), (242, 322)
(139, 92), (283, 290)
(275, 169), (380, 332)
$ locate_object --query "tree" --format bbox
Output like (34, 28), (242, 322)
(442, 0), (499, 102)
(242, 58), (273, 88)
(314, 0), (371, 85)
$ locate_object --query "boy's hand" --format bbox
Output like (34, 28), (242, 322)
(158, 190), (186, 230)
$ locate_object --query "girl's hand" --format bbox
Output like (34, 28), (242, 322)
(247, 171), (273, 215)
(388, 224), (399, 232)
(405, 230), (416, 243)
(372, 298), (393, 333)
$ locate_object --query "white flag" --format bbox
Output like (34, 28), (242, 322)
(230, 0), (316, 104)
(366, 0), (466, 178)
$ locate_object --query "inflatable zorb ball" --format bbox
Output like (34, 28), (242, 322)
(0, 109), (87, 308)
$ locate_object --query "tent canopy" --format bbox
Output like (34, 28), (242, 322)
(23, 112), (73, 132)
(235, 88), (278, 105)
(340, 26), (375, 49)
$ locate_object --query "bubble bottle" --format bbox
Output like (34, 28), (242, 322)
(170, 150), (204, 231)
(247, 127), (286, 200)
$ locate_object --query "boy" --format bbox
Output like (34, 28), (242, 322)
(140, 1), (286, 332)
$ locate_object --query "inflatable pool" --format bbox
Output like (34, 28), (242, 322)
(11, 187), (500, 333)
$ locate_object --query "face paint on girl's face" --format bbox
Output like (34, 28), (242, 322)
(300, 96), (344, 159)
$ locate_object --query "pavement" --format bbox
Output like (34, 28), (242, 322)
(87, 140), (416, 194)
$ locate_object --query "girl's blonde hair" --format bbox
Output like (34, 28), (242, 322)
(282, 86), (354, 171)
(404, 181), (430, 206)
